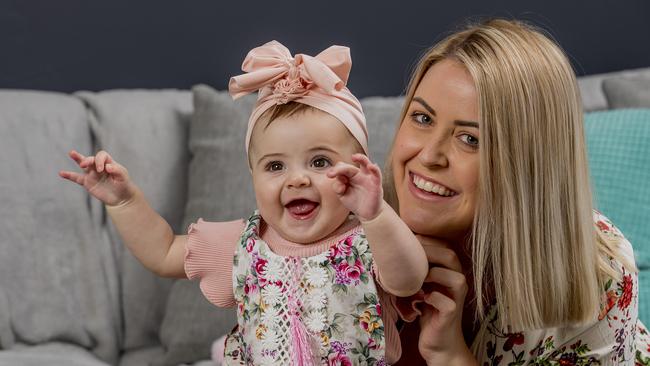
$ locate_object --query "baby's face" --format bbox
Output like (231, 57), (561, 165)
(249, 108), (361, 244)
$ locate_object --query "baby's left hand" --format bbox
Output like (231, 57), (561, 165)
(327, 153), (383, 222)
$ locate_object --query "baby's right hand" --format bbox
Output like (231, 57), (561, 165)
(59, 150), (136, 207)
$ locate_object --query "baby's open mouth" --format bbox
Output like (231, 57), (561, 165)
(285, 199), (319, 219)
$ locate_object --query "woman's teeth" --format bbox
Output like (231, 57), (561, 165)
(412, 175), (454, 196)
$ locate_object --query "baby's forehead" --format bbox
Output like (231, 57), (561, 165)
(248, 113), (362, 158)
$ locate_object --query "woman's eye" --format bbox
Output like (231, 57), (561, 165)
(311, 157), (331, 169)
(267, 161), (284, 171)
(411, 112), (432, 125)
(459, 134), (479, 147)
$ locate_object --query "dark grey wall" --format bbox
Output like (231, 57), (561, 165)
(1, 0), (649, 97)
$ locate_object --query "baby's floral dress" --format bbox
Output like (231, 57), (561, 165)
(467, 211), (650, 366)
(222, 212), (386, 365)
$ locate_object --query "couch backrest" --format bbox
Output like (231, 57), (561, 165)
(75, 90), (193, 353)
(0, 90), (120, 363)
(578, 67), (650, 111)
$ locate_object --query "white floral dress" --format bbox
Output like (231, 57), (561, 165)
(223, 212), (387, 366)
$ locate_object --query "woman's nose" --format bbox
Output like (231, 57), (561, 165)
(418, 134), (449, 168)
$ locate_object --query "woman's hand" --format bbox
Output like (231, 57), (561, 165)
(59, 150), (136, 207)
(326, 153), (383, 221)
(416, 235), (478, 366)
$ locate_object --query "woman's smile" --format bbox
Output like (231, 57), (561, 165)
(409, 171), (457, 197)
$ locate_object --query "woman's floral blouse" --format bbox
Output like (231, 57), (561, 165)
(469, 211), (649, 366)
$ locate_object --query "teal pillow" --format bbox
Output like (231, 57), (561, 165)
(585, 108), (650, 322)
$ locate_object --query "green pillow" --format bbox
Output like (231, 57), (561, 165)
(585, 108), (650, 322)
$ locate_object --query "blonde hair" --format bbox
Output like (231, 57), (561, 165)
(384, 19), (634, 331)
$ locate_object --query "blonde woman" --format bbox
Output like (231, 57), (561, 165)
(385, 19), (650, 365)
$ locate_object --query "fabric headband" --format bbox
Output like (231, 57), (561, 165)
(228, 40), (368, 156)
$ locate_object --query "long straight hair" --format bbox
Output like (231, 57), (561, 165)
(384, 19), (634, 331)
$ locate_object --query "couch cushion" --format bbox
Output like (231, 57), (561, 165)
(118, 345), (164, 366)
(363, 96), (404, 168)
(577, 67), (650, 111)
(602, 77), (650, 109)
(183, 84), (258, 226)
(157, 84), (251, 365)
(154, 280), (236, 366)
(584, 108), (650, 322)
(0, 343), (110, 366)
(0, 289), (13, 350)
(0, 90), (118, 363)
(75, 90), (193, 351)
(118, 344), (215, 366)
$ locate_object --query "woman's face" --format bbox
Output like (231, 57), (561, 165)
(391, 59), (480, 241)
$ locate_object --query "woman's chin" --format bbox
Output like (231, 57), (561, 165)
(400, 208), (469, 241)
(400, 210), (439, 235)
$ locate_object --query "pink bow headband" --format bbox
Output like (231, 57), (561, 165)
(228, 40), (368, 155)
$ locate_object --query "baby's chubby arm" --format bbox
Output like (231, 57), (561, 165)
(60, 150), (187, 278)
(327, 154), (428, 297)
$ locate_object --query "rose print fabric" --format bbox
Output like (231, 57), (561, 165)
(467, 212), (648, 366)
(224, 211), (386, 365)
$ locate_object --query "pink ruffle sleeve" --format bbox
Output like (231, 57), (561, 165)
(184, 218), (246, 308)
(372, 261), (423, 323)
(393, 291), (428, 323)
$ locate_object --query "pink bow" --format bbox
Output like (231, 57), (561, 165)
(229, 40), (368, 156)
(229, 40), (352, 104)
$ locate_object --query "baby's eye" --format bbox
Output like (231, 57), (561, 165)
(266, 161), (284, 171)
(311, 156), (332, 169)
(411, 112), (432, 125)
(459, 134), (479, 148)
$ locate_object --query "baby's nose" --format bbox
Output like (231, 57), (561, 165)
(286, 171), (310, 188)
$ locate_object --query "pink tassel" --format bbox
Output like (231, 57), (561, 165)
(287, 257), (320, 365)
(290, 311), (320, 366)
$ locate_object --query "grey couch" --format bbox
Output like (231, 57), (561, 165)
(0, 67), (649, 366)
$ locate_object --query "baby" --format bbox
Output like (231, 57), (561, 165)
(60, 41), (427, 365)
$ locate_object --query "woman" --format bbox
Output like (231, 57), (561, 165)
(386, 19), (649, 365)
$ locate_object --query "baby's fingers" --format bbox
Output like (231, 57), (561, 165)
(351, 154), (381, 178)
(79, 156), (95, 169)
(59, 170), (86, 185)
(68, 150), (86, 164)
(327, 162), (359, 180)
(95, 151), (113, 173)
(351, 153), (371, 167)
(104, 162), (128, 181)
(332, 175), (349, 195)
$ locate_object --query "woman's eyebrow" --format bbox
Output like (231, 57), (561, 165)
(414, 96), (478, 128)
(413, 97), (436, 116)
(455, 120), (479, 128)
